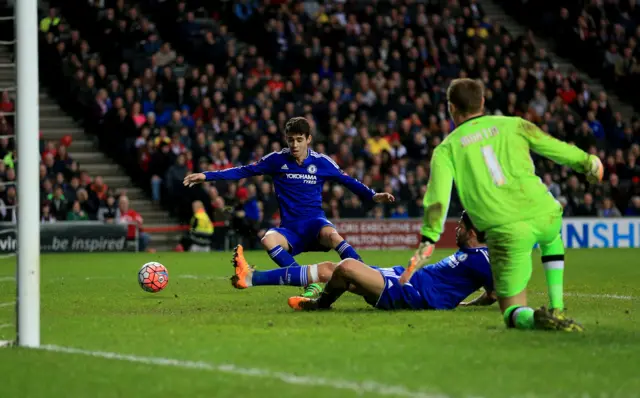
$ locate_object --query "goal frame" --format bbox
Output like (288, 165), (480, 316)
(0, 0), (41, 348)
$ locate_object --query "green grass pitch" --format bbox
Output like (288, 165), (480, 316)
(0, 249), (638, 398)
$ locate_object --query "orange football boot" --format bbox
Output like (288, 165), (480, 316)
(230, 245), (254, 289)
(287, 296), (322, 311)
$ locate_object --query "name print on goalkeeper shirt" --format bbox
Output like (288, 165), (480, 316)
(460, 126), (500, 147)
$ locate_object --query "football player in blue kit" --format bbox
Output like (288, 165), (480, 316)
(184, 117), (395, 296)
(280, 211), (497, 311)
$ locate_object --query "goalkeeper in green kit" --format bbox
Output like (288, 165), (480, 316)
(399, 78), (603, 332)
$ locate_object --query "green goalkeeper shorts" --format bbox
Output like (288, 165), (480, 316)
(485, 211), (564, 298)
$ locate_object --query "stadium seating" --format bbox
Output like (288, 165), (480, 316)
(497, 0), (640, 112)
(38, 0), (640, 240)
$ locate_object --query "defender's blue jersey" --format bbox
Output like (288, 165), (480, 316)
(413, 247), (493, 310)
(203, 149), (376, 224)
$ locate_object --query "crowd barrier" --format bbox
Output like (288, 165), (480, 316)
(334, 218), (640, 250)
(0, 222), (139, 253)
(0, 218), (635, 253)
(561, 218), (640, 249)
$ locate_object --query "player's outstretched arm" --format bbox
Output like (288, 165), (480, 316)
(459, 289), (497, 307)
(400, 146), (454, 285)
(183, 155), (276, 187)
(518, 119), (603, 183)
(420, 145), (454, 243)
(324, 156), (395, 202)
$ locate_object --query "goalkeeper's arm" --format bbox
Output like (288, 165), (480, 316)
(518, 118), (601, 181)
(420, 145), (455, 243)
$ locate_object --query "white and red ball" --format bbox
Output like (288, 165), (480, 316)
(138, 262), (169, 293)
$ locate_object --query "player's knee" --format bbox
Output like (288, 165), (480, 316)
(260, 234), (277, 250)
(317, 261), (337, 282)
(318, 227), (341, 247)
(336, 258), (361, 277)
(261, 232), (287, 251)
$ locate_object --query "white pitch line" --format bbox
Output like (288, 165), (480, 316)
(0, 301), (14, 308)
(0, 323), (11, 329)
(532, 292), (635, 300)
(39, 345), (445, 398)
(178, 274), (228, 281)
(0, 276), (15, 282)
(565, 292), (635, 300)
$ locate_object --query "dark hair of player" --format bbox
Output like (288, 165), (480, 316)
(461, 211), (486, 243)
(284, 117), (311, 138)
(447, 78), (485, 116)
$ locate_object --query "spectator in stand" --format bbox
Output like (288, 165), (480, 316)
(67, 200), (89, 221)
(599, 197), (623, 218)
(97, 195), (118, 223)
(626, 196), (640, 215)
(231, 186), (260, 248)
(0, 91), (14, 113)
(117, 195), (151, 252)
(48, 185), (68, 220)
(41, 203), (56, 224)
(575, 192), (598, 216)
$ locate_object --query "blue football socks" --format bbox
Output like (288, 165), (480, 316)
(268, 245), (299, 268)
(335, 240), (361, 261)
(252, 266), (308, 286)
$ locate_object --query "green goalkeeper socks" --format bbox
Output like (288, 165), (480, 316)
(542, 255), (565, 310)
(503, 305), (535, 330)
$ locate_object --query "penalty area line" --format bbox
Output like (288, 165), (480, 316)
(565, 292), (635, 300)
(38, 345), (446, 398)
(531, 292), (635, 300)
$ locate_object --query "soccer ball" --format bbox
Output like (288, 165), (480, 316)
(138, 262), (169, 293)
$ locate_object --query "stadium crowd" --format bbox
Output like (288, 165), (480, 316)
(0, 98), (139, 226)
(35, 0), (640, 235)
(0, 5), (145, 235)
(498, 0), (640, 114)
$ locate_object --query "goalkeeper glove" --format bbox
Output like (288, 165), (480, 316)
(399, 236), (435, 285)
(585, 155), (604, 184)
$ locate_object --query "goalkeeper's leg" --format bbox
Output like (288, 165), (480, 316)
(486, 223), (537, 330)
(536, 213), (583, 328)
(486, 221), (582, 332)
(539, 234), (565, 311)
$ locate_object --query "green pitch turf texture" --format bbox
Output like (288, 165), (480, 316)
(0, 249), (638, 398)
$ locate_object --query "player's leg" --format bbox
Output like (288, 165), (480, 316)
(288, 259), (385, 310)
(539, 233), (565, 311)
(486, 222), (544, 330)
(317, 225), (362, 261)
(260, 229), (300, 268)
(489, 221), (582, 332)
(231, 246), (335, 289)
(536, 214), (583, 331)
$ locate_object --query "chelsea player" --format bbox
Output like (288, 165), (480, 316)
(183, 117), (395, 295)
(230, 212), (496, 311)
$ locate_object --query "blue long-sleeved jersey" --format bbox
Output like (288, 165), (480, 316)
(203, 149), (376, 225)
(416, 246), (493, 309)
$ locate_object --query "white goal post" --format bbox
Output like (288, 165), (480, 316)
(0, 0), (41, 348)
